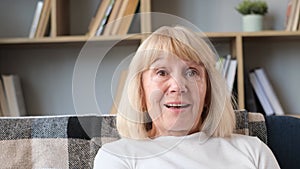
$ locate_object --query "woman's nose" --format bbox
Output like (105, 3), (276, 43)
(168, 75), (188, 94)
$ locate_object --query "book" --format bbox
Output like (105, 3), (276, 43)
(102, 0), (123, 35)
(110, 0), (129, 35)
(286, 0), (293, 28)
(254, 68), (285, 115)
(110, 0), (139, 35)
(95, 0), (115, 36)
(50, 0), (70, 37)
(222, 54), (231, 78)
(216, 54), (231, 78)
(216, 56), (225, 72)
(2, 75), (26, 117)
(216, 54), (236, 93)
(244, 71), (259, 112)
(249, 72), (274, 116)
(29, 1), (44, 38)
(35, 0), (51, 37)
(87, 0), (112, 37)
(226, 59), (237, 93)
(292, 0), (300, 31)
(115, 0), (139, 35)
(286, 0), (298, 31)
(0, 78), (10, 116)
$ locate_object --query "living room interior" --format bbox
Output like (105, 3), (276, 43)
(0, 0), (299, 169)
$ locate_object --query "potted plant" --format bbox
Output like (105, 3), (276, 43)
(235, 0), (268, 31)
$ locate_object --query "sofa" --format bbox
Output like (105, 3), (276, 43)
(0, 110), (299, 169)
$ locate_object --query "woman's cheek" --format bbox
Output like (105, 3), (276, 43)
(146, 89), (164, 120)
(191, 82), (206, 111)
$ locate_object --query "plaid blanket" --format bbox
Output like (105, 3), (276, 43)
(0, 111), (266, 169)
(235, 110), (267, 143)
(0, 115), (120, 169)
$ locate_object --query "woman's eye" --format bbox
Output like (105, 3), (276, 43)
(186, 69), (199, 77)
(185, 69), (201, 80)
(156, 70), (168, 76)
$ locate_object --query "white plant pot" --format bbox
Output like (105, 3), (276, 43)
(243, 14), (263, 32)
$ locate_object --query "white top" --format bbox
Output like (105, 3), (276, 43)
(93, 132), (280, 169)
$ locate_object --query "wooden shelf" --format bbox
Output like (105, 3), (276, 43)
(240, 30), (300, 37)
(2, 31), (300, 45)
(0, 34), (144, 45)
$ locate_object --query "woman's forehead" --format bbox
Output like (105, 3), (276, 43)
(149, 56), (204, 68)
(148, 52), (204, 67)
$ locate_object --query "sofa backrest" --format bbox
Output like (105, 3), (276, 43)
(0, 110), (266, 169)
(266, 115), (300, 169)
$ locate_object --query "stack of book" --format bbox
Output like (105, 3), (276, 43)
(29, 0), (69, 38)
(87, 0), (140, 37)
(249, 68), (285, 116)
(216, 54), (238, 93)
(286, 0), (300, 31)
(0, 75), (26, 117)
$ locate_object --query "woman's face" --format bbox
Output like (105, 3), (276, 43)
(142, 54), (207, 137)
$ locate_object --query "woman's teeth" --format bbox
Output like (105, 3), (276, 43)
(164, 104), (190, 108)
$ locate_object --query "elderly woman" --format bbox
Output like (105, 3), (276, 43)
(93, 26), (280, 169)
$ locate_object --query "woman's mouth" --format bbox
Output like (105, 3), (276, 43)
(164, 103), (190, 109)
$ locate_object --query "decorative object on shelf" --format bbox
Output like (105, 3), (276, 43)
(235, 0), (268, 32)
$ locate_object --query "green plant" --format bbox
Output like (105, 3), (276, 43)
(235, 0), (268, 15)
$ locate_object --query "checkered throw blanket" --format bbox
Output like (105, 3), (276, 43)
(0, 115), (120, 169)
(0, 111), (266, 169)
(235, 110), (267, 143)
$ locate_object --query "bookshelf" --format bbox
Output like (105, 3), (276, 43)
(1, 0), (300, 116)
(0, 0), (151, 116)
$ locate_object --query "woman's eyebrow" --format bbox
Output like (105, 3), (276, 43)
(150, 56), (164, 66)
(185, 61), (204, 68)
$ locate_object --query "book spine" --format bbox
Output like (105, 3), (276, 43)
(116, 0), (139, 35)
(110, 0), (130, 35)
(292, 0), (300, 31)
(0, 78), (10, 116)
(249, 72), (274, 116)
(103, 0), (123, 36)
(244, 70), (258, 112)
(29, 1), (44, 38)
(226, 59), (237, 93)
(286, 0), (298, 31)
(222, 54), (231, 78)
(2, 75), (26, 117)
(95, 0), (115, 36)
(35, 0), (51, 37)
(87, 0), (111, 37)
(254, 68), (285, 115)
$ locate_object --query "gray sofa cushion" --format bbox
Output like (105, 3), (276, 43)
(266, 115), (300, 169)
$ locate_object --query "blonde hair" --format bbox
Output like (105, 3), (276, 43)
(116, 26), (236, 139)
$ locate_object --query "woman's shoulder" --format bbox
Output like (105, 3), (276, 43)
(227, 133), (263, 145)
(101, 138), (133, 152)
(222, 133), (266, 152)
(229, 133), (263, 143)
(94, 139), (134, 168)
(100, 138), (150, 156)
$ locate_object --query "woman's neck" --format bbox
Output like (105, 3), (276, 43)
(147, 126), (200, 139)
